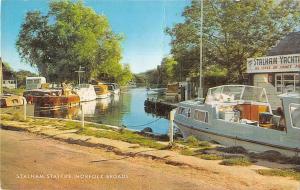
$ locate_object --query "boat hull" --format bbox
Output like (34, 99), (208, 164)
(96, 94), (110, 99)
(175, 121), (299, 157)
(34, 95), (80, 110)
(0, 95), (24, 108)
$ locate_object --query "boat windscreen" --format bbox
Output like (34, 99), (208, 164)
(242, 86), (268, 103)
(205, 86), (268, 104)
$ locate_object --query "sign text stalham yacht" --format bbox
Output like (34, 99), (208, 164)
(174, 85), (300, 156)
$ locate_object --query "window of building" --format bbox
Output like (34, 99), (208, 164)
(275, 73), (300, 93)
(194, 110), (208, 123)
(290, 103), (300, 129)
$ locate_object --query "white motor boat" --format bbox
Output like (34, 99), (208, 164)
(106, 83), (120, 95)
(74, 84), (97, 102)
(174, 85), (300, 156)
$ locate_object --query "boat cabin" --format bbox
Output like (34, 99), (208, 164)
(26, 77), (46, 90)
(175, 85), (300, 155)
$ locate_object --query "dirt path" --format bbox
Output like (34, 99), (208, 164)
(1, 129), (299, 190)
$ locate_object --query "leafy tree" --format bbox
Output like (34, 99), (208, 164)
(116, 64), (133, 86)
(160, 56), (177, 84)
(16, 0), (131, 84)
(15, 70), (38, 88)
(167, 0), (300, 84)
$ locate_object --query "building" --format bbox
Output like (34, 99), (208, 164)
(246, 32), (300, 109)
(2, 62), (17, 89)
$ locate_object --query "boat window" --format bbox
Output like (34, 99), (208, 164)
(177, 107), (190, 117)
(290, 103), (300, 129)
(194, 110), (208, 123)
(177, 107), (185, 115)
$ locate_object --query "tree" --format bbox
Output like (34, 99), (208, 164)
(158, 56), (177, 85)
(15, 70), (37, 88)
(167, 0), (300, 84)
(16, 0), (131, 84)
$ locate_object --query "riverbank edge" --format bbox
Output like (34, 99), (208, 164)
(1, 115), (300, 186)
(0, 116), (199, 169)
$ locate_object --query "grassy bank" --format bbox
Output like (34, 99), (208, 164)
(2, 113), (300, 174)
(3, 88), (25, 95)
(257, 168), (300, 181)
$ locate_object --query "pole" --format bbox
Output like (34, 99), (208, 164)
(199, 0), (203, 98)
(81, 104), (84, 128)
(0, 58), (3, 95)
(22, 97), (27, 121)
(169, 109), (176, 144)
(79, 71), (81, 85)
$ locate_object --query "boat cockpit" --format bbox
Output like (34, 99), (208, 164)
(176, 85), (299, 131)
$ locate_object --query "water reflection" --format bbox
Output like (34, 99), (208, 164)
(31, 88), (170, 134)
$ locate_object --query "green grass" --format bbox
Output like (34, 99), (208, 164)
(178, 136), (212, 149)
(2, 115), (167, 149)
(180, 148), (196, 156)
(257, 169), (300, 181)
(12, 112), (27, 122)
(220, 157), (253, 166)
(3, 88), (25, 96)
(80, 127), (167, 149)
(198, 154), (223, 160)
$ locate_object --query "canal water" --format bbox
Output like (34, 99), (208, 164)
(29, 88), (170, 134)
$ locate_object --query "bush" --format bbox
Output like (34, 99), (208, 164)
(220, 157), (253, 166)
(199, 154), (223, 160)
(257, 168), (300, 181)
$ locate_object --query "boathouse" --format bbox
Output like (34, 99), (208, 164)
(246, 32), (300, 109)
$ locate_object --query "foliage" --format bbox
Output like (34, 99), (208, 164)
(167, 0), (300, 84)
(15, 70), (37, 88)
(257, 168), (300, 181)
(159, 56), (177, 85)
(220, 157), (253, 166)
(3, 88), (25, 95)
(198, 154), (223, 160)
(16, 0), (132, 84)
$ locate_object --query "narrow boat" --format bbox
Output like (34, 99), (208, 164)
(93, 84), (111, 99)
(174, 85), (300, 156)
(0, 94), (25, 108)
(74, 84), (97, 102)
(23, 88), (80, 110)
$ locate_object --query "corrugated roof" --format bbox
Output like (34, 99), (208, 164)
(268, 31), (300, 56)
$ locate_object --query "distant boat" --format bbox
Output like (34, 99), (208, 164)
(93, 84), (111, 99)
(105, 83), (120, 95)
(23, 88), (80, 110)
(0, 94), (25, 108)
(74, 84), (97, 102)
(127, 81), (137, 88)
(174, 85), (300, 156)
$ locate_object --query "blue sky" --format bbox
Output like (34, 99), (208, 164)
(1, 0), (190, 73)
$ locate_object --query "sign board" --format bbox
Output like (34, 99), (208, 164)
(247, 54), (300, 73)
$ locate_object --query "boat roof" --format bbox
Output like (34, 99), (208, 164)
(208, 84), (264, 89)
(278, 92), (300, 99)
(26, 76), (46, 79)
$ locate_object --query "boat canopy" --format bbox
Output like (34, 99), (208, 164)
(205, 85), (268, 104)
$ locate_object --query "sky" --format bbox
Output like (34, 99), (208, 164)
(1, 0), (190, 74)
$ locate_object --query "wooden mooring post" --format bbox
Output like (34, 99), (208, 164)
(22, 97), (27, 121)
(81, 104), (84, 128)
(169, 109), (177, 144)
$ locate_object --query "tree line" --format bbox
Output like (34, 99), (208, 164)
(146, 0), (300, 88)
(16, 1), (132, 86)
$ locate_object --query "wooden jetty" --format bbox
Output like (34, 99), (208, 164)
(144, 98), (177, 118)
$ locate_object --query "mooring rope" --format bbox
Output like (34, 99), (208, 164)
(122, 117), (162, 128)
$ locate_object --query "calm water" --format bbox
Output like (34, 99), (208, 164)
(29, 88), (170, 134)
